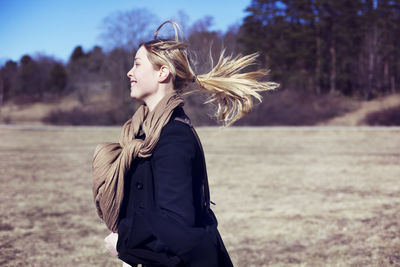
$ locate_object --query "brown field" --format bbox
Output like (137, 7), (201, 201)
(0, 125), (400, 267)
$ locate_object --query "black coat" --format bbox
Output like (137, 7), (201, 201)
(116, 107), (234, 267)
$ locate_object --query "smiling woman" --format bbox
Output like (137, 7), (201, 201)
(92, 20), (278, 267)
(127, 46), (164, 106)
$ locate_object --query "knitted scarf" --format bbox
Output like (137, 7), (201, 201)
(92, 91), (184, 232)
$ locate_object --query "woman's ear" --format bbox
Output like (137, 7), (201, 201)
(158, 66), (171, 83)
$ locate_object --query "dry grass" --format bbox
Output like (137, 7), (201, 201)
(0, 126), (400, 266)
(0, 95), (82, 125)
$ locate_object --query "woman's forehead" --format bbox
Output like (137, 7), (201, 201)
(135, 46), (148, 60)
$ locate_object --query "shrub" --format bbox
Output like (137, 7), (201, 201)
(364, 105), (400, 126)
(42, 107), (125, 125)
(235, 89), (357, 126)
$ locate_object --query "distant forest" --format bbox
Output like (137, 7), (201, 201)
(1, 0), (400, 125)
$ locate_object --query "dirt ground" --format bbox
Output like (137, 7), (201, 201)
(0, 125), (399, 266)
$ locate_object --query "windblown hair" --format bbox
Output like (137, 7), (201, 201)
(140, 20), (279, 126)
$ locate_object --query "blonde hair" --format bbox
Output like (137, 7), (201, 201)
(140, 20), (279, 126)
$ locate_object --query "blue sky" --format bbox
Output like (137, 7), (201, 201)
(0, 0), (251, 64)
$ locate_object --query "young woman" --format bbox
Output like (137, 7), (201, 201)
(93, 21), (278, 267)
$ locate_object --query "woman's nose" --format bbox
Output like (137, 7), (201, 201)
(127, 67), (133, 78)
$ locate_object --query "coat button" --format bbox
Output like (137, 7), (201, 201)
(136, 182), (143, 190)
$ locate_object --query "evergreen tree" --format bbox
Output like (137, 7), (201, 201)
(70, 46), (86, 62)
(0, 60), (18, 102)
(239, 0), (289, 86)
(375, 0), (400, 94)
(16, 55), (41, 101)
(47, 63), (67, 97)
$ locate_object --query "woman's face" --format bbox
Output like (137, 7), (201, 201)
(127, 46), (160, 101)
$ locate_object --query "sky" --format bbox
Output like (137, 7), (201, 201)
(0, 0), (251, 65)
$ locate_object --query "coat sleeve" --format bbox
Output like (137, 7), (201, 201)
(137, 121), (213, 257)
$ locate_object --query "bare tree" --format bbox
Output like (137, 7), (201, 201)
(172, 10), (191, 37)
(188, 16), (223, 74)
(99, 8), (159, 51)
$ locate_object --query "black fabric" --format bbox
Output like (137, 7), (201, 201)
(117, 107), (234, 267)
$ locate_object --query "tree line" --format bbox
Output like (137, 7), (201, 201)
(0, 2), (399, 124)
(0, 11), (239, 108)
(239, 0), (400, 99)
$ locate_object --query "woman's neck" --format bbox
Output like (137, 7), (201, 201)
(144, 85), (175, 112)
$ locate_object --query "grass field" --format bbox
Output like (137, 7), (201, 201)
(0, 126), (399, 266)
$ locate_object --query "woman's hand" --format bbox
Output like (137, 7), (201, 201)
(104, 232), (119, 256)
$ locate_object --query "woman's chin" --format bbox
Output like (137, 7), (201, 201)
(130, 93), (143, 102)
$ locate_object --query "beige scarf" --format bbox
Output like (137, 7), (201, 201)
(92, 91), (184, 232)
